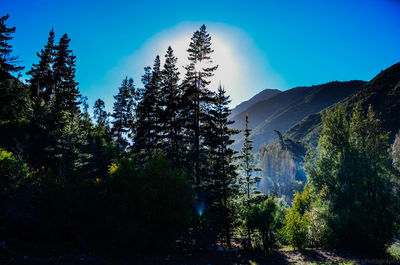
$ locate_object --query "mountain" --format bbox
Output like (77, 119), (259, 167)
(285, 62), (400, 146)
(230, 89), (281, 117)
(231, 80), (366, 152)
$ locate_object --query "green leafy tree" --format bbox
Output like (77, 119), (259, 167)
(305, 105), (399, 253)
(0, 147), (29, 198)
(282, 186), (311, 249)
(107, 155), (193, 250)
(246, 196), (283, 251)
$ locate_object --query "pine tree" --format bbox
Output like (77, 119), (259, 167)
(159, 46), (182, 164)
(239, 114), (261, 247)
(53, 34), (80, 117)
(133, 57), (161, 159)
(181, 24), (218, 188)
(203, 85), (239, 248)
(0, 14), (24, 76)
(0, 16), (31, 123)
(111, 77), (136, 153)
(240, 114), (261, 200)
(93, 98), (109, 128)
(27, 28), (55, 100)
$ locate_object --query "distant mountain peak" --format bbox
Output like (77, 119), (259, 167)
(230, 88), (281, 117)
(230, 80), (366, 152)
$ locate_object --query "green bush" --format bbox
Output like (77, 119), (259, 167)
(107, 155), (193, 250)
(282, 186), (311, 249)
(246, 196), (284, 251)
(0, 147), (29, 197)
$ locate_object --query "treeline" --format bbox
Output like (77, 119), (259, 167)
(0, 15), (262, 252)
(1, 13), (400, 256)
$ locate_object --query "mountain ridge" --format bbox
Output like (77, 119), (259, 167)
(285, 62), (400, 146)
(230, 88), (281, 117)
(231, 80), (366, 152)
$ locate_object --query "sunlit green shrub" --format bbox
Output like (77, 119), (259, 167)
(282, 186), (311, 249)
(0, 147), (29, 197)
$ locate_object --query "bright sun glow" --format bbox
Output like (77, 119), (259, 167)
(101, 22), (285, 108)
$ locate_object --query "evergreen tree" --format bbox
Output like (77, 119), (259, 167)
(53, 34), (81, 116)
(240, 114), (261, 199)
(203, 85), (239, 247)
(133, 57), (161, 159)
(26, 28), (55, 100)
(0, 14), (31, 157)
(93, 98), (110, 128)
(0, 14), (24, 76)
(181, 24), (218, 188)
(111, 77), (136, 153)
(239, 114), (261, 247)
(133, 67), (151, 158)
(159, 46), (182, 164)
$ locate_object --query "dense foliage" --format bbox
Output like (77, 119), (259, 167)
(304, 105), (400, 253)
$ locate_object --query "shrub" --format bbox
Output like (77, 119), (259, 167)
(107, 155), (193, 250)
(0, 147), (29, 197)
(282, 186), (311, 249)
(246, 196), (283, 251)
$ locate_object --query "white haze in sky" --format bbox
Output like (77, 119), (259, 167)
(97, 22), (285, 111)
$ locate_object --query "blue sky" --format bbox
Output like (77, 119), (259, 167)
(3, 0), (400, 111)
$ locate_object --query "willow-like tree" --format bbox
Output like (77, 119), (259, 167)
(203, 85), (239, 248)
(392, 129), (400, 172)
(181, 24), (218, 188)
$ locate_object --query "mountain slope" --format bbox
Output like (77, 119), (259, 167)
(230, 88), (281, 117)
(232, 81), (366, 151)
(285, 62), (400, 145)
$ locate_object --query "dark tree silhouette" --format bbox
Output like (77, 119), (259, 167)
(0, 14), (24, 75)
